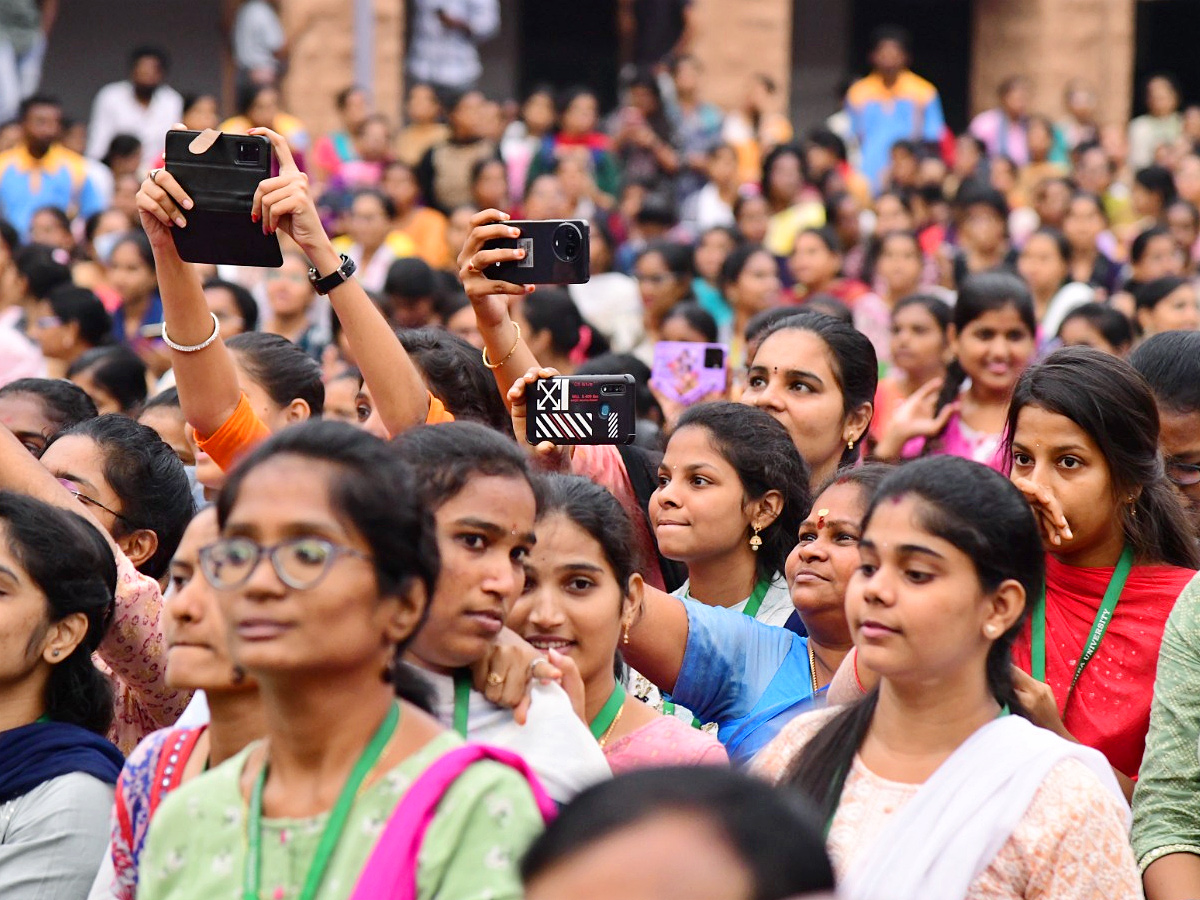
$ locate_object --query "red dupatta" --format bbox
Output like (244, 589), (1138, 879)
(1011, 553), (1195, 778)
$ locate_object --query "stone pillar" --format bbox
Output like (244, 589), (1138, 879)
(280, 0), (405, 138)
(971, 0), (1135, 126)
(691, 0), (793, 113)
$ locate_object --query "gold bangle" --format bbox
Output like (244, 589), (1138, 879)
(482, 320), (521, 370)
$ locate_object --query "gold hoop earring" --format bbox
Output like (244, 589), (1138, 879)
(749, 525), (762, 551)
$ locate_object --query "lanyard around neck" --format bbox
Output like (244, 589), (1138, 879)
(452, 670), (472, 738)
(588, 683), (626, 740)
(683, 577), (770, 618)
(741, 578), (771, 619)
(243, 701), (399, 900)
(1031, 544), (1134, 700)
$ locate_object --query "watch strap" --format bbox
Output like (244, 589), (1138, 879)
(308, 254), (357, 295)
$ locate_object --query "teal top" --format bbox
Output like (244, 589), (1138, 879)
(136, 731), (543, 900)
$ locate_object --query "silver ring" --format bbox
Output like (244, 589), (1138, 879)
(529, 656), (550, 677)
(149, 168), (161, 184)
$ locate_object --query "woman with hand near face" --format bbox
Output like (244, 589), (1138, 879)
(395, 422), (611, 804)
(756, 457), (1139, 900)
(1005, 347), (1198, 791)
(508, 475), (726, 772)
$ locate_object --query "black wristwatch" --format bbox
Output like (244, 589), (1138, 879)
(307, 253), (357, 295)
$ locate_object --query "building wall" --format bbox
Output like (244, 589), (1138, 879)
(972, 0), (1136, 125)
(691, 0), (793, 114)
(280, 0), (405, 139)
(40, 0), (227, 125)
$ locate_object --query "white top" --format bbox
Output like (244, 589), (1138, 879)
(1043, 281), (1096, 341)
(233, 0), (285, 74)
(426, 671), (611, 803)
(569, 272), (644, 355)
(673, 573), (794, 628)
(86, 80), (183, 169)
(0, 773), (113, 900)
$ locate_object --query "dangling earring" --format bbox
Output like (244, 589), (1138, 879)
(1129, 496), (1138, 518)
(621, 622), (631, 645)
(749, 525), (762, 551)
(847, 439), (855, 452)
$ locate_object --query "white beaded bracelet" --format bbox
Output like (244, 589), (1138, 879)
(161, 312), (221, 353)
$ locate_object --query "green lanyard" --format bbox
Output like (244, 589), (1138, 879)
(243, 702), (399, 900)
(1031, 544), (1133, 700)
(588, 684), (626, 740)
(685, 577), (770, 619)
(741, 578), (771, 620)
(452, 670), (472, 738)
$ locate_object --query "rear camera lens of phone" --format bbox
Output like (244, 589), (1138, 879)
(553, 222), (583, 262)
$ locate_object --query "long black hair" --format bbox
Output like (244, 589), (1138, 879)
(749, 311), (878, 468)
(786, 456), (1044, 820)
(672, 402), (811, 586)
(1003, 345), (1200, 569)
(0, 492), (117, 734)
(934, 271), (1036, 416)
(217, 421), (440, 710)
(522, 766), (835, 899)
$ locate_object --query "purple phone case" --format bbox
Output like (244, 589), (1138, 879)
(649, 342), (729, 406)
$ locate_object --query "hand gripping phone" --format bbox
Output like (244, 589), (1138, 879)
(483, 219), (590, 284)
(526, 375), (636, 445)
(164, 130), (283, 267)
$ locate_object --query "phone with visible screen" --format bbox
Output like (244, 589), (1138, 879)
(164, 130), (282, 267)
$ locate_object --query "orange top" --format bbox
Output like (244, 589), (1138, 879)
(198, 391), (454, 472)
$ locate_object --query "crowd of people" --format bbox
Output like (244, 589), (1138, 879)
(3, 10), (1200, 900)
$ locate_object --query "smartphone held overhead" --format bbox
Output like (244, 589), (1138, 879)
(163, 129), (283, 268)
(483, 219), (590, 284)
(526, 375), (636, 446)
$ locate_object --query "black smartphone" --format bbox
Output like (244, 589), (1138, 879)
(483, 219), (590, 284)
(526, 374), (636, 445)
(163, 130), (283, 268)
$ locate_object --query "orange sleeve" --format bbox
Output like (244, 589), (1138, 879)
(195, 393), (273, 472)
(425, 392), (455, 424)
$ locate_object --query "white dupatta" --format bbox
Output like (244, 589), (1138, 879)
(842, 715), (1128, 900)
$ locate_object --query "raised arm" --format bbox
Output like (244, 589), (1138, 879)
(249, 129), (431, 435)
(135, 156), (243, 440)
(622, 584), (690, 694)
(458, 209), (542, 403)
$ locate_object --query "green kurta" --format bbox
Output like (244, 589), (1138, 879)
(1133, 572), (1200, 870)
(137, 730), (542, 900)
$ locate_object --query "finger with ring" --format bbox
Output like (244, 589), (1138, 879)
(149, 169), (161, 184)
(529, 656), (550, 677)
(486, 672), (504, 687)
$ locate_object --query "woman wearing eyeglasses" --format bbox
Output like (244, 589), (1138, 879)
(0, 414), (194, 754)
(136, 421), (551, 900)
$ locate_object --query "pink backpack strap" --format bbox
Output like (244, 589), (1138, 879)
(349, 743), (557, 900)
